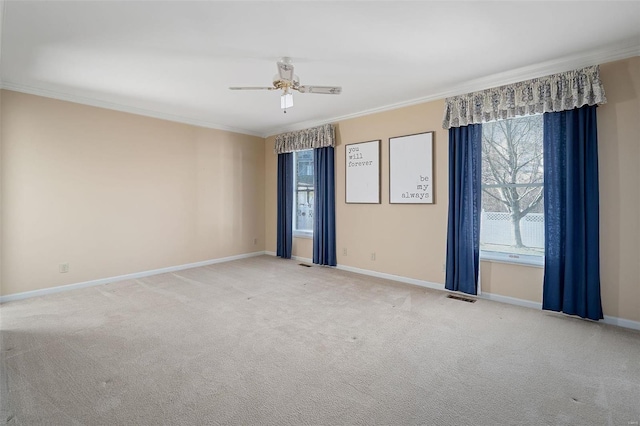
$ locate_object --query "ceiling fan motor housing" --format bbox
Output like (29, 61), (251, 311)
(273, 75), (300, 90)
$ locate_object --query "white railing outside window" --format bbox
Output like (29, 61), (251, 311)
(481, 212), (544, 248)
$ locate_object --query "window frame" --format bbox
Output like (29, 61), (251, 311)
(293, 150), (314, 239)
(479, 116), (545, 267)
(480, 248), (545, 268)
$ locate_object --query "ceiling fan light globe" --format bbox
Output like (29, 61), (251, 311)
(281, 92), (293, 109)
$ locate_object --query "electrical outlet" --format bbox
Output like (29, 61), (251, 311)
(371, 252), (376, 261)
(253, 238), (258, 245)
(343, 248), (347, 256)
(59, 263), (69, 273)
(442, 263), (446, 273)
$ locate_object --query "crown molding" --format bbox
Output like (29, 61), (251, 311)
(2, 38), (637, 139)
(263, 39), (640, 137)
(0, 82), (264, 138)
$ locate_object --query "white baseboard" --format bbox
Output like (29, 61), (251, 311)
(476, 292), (543, 311)
(335, 263), (445, 292)
(478, 293), (640, 331)
(477, 294), (640, 330)
(268, 252), (444, 290)
(264, 252), (640, 331)
(0, 251), (266, 304)
(293, 255), (314, 264)
(602, 315), (640, 331)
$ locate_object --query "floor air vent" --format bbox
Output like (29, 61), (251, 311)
(299, 264), (312, 268)
(446, 294), (476, 303)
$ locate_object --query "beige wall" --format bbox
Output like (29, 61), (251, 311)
(598, 57), (640, 323)
(265, 57), (640, 323)
(1, 91), (265, 296)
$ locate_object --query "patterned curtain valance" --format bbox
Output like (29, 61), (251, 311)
(442, 65), (606, 129)
(274, 123), (336, 154)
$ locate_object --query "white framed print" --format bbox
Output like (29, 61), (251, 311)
(345, 140), (380, 204)
(389, 132), (433, 204)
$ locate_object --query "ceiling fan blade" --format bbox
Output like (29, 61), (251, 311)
(277, 58), (295, 81)
(297, 85), (342, 95)
(229, 86), (275, 90)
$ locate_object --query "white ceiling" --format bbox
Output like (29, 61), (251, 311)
(1, 1), (639, 137)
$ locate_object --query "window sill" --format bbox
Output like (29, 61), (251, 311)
(293, 230), (313, 239)
(480, 251), (544, 268)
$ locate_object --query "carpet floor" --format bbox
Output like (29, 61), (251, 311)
(1, 255), (639, 425)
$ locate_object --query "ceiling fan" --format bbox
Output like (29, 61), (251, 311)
(229, 57), (342, 112)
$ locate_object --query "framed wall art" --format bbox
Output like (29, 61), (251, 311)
(389, 132), (433, 204)
(345, 140), (380, 204)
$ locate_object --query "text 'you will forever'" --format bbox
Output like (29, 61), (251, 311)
(348, 146), (374, 167)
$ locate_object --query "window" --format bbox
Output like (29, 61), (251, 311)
(293, 150), (314, 237)
(480, 115), (544, 266)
